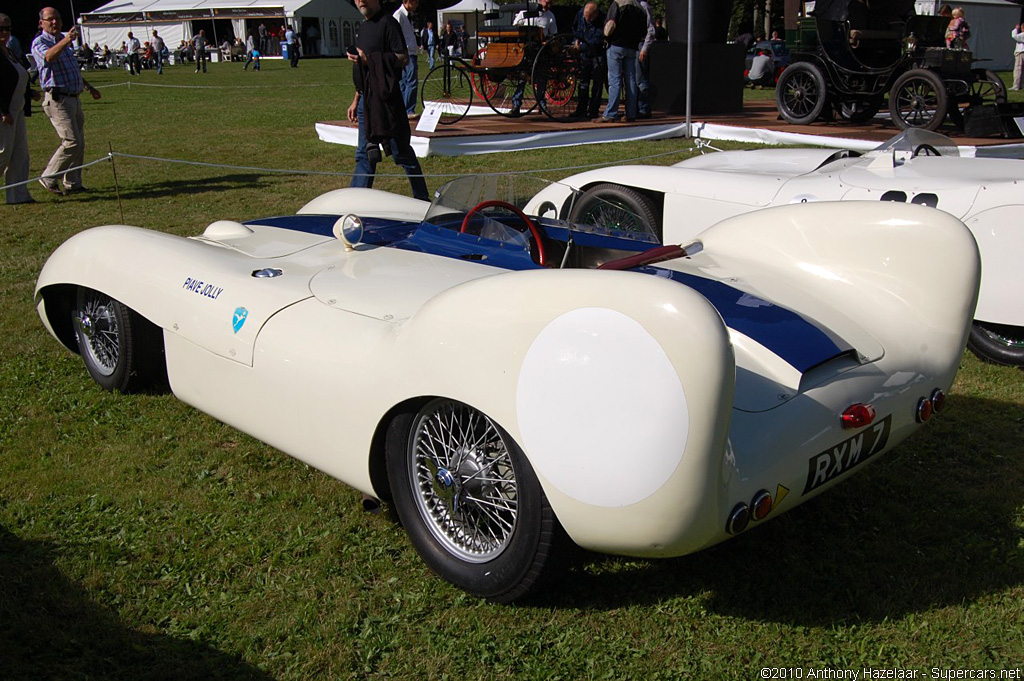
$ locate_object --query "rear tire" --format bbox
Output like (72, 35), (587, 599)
(386, 398), (566, 602)
(966, 321), (1024, 367)
(889, 68), (948, 131)
(73, 287), (167, 392)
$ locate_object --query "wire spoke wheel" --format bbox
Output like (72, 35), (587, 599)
(470, 49), (500, 100)
(568, 183), (660, 240)
(76, 288), (120, 377)
(532, 35), (580, 121)
(71, 286), (167, 393)
(410, 399), (519, 562)
(483, 68), (536, 117)
(386, 398), (566, 601)
(421, 59), (473, 125)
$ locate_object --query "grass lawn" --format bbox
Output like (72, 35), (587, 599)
(2, 58), (1023, 680)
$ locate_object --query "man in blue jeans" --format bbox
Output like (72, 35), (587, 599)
(599, 0), (646, 123)
(393, 0), (420, 118)
(635, 0), (655, 118)
(347, 0), (428, 201)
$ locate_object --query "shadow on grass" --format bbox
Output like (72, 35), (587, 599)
(0, 527), (272, 681)
(536, 394), (1024, 624)
(56, 174), (274, 203)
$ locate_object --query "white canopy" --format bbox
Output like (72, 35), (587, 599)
(437, 0), (504, 54)
(82, 0), (363, 56)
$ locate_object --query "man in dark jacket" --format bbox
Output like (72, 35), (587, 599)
(599, 0), (646, 122)
(346, 0), (427, 200)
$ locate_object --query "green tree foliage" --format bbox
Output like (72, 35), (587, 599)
(729, 0), (785, 39)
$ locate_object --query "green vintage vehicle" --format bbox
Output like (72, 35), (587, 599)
(776, 0), (1006, 130)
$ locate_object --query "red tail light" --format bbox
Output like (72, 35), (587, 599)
(916, 397), (934, 423)
(751, 490), (773, 521)
(931, 388), (946, 413)
(841, 403), (876, 429)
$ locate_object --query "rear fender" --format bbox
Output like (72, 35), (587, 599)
(690, 201), (980, 378)
(390, 269), (737, 556)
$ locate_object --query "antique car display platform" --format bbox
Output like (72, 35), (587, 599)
(316, 100), (1024, 158)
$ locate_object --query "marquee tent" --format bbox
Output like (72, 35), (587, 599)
(81, 0), (363, 57)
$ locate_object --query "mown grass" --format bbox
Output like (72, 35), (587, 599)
(2, 58), (1023, 679)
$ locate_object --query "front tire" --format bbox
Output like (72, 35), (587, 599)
(568, 183), (660, 239)
(967, 321), (1024, 367)
(73, 287), (167, 392)
(386, 398), (565, 602)
(776, 62), (827, 125)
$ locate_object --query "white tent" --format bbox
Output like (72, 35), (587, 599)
(437, 0), (502, 54)
(81, 0), (363, 57)
(915, 0), (1022, 70)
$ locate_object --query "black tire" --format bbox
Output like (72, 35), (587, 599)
(421, 61), (473, 125)
(568, 183), (660, 240)
(776, 62), (827, 125)
(889, 68), (948, 131)
(966, 321), (1024, 367)
(73, 286), (167, 393)
(386, 398), (566, 602)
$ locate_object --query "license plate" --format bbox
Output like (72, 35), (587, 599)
(802, 415), (892, 495)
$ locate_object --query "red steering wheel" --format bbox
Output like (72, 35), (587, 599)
(460, 199), (547, 267)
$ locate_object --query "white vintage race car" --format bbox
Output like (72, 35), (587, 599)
(35, 176), (979, 602)
(538, 129), (1024, 366)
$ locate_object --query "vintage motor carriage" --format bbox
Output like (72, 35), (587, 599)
(776, 0), (1006, 130)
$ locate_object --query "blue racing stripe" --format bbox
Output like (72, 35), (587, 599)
(647, 267), (852, 373)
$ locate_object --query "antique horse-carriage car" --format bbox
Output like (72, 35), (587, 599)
(421, 17), (581, 123)
(777, 0), (1006, 130)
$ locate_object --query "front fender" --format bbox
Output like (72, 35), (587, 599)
(35, 225), (316, 365)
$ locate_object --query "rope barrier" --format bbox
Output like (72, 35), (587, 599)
(93, 80), (328, 90)
(0, 155), (115, 193)
(1, 142), (706, 194)
(122, 81), (330, 89)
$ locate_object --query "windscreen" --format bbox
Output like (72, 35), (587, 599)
(869, 129), (960, 157)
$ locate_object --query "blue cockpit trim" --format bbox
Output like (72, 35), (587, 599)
(249, 213), (850, 373)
